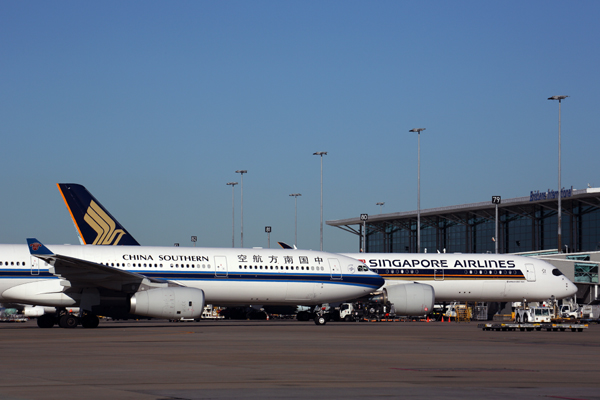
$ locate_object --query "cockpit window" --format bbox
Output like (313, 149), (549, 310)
(552, 268), (564, 276)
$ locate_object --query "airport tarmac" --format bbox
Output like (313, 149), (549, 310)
(0, 319), (598, 400)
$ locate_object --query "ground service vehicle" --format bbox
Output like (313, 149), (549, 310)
(515, 305), (553, 323)
(559, 304), (579, 319)
(580, 304), (600, 319)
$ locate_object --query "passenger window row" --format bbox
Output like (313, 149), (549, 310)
(101, 262), (212, 269)
(238, 265), (326, 271)
(376, 268), (520, 275)
(0, 261), (25, 266)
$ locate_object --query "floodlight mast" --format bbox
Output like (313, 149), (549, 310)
(409, 128), (426, 253)
(548, 96), (569, 252)
(235, 170), (247, 247)
(289, 193), (302, 247)
(226, 182), (238, 248)
(313, 152), (327, 251)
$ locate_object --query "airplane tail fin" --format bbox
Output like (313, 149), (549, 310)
(57, 183), (140, 246)
(277, 241), (297, 250)
(27, 238), (54, 256)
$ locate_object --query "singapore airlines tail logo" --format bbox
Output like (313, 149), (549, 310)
(83, 200), (126, 245)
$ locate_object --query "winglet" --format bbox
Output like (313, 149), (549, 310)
(27, 238), (54, 256)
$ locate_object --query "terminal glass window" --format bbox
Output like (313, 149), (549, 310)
(421, 225), (437, 253)
(445, 223), (465, 253)
(368, 230), (386, 253)
(580, 207), (600, 251)
(390, 228), (412, 253)
(473, 219), (495, 254)
(505, 216), (532, 253)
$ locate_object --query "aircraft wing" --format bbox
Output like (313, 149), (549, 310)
(27, 238), (167, 293)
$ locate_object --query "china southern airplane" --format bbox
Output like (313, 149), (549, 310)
(0, 187), (385, 329)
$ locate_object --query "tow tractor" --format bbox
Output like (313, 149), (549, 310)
(514, 304), (552, 323)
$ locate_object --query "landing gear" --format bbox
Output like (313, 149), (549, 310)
(36, 313), (56, 328)
(313, 304), (329, 325)
(59, 314), (79, 329)
(35, 309), (100, 329)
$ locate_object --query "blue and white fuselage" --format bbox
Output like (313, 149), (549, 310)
(0, 244), (383, 307)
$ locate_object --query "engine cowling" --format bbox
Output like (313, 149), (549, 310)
(130, 287), (205, 319)
(384, 283), (434, 316)
(23, 306), (45, 318)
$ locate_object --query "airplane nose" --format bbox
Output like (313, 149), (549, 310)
(567, 281), (578, 296)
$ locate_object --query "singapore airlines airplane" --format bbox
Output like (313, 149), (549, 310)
(0, 188), (385, 329)
(343, 253), (578, 309)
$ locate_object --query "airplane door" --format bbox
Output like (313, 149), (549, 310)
(434, 269), (444, 281)
(30, 257), (39, 276)
(525, 263), (536, 282)
(215, 256), (228, 278)
(329, 258), (342, 280)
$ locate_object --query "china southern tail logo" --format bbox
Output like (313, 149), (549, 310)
(84, 200), (126, 245)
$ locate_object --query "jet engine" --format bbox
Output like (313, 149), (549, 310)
(130, 287), (205, 319)
(384, 283), (435, 316)
(23, 305), (58, 318)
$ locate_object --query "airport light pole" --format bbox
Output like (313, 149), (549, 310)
(376, 202), (385, 214)
(226, 182), (238, 248)
(492, 196), (501, 254)
(409, 128), (425, 253)
(313, 152), (327, 251)
(235, 170), (247, 248)
(548, 96), (568, 253)
(289, 193), (301, 247)
(265, 226), (271, 249)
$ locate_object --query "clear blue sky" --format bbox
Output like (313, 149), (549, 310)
(1, 1), (599, 252)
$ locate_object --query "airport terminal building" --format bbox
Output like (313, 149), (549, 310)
(327, 187), (600, 303)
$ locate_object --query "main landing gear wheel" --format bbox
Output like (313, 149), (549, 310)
(81, 314), (100, 329)
(314, 315), (327, 325)
(37, 314), (56, 328)
(59, 314), (79, 329)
